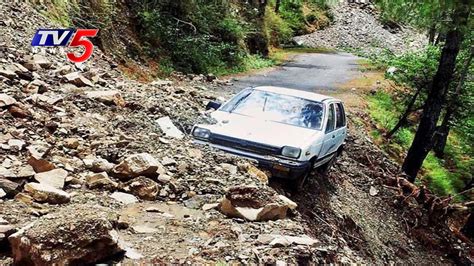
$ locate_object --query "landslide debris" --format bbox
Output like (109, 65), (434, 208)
(293, 2), (427, 54)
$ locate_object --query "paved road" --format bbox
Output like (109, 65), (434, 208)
(228, 52), (360, 94)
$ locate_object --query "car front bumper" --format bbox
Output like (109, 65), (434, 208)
(194, 140), (310, 179)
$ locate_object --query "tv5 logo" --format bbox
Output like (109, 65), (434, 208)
(31, 29), (99, 63)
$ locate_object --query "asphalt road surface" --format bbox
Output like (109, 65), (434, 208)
(228, 52), (360, 94)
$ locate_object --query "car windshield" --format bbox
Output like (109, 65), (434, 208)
(220, 89), (324, 130)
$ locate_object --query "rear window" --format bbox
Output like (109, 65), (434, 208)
(220, 89), (324, 130)
(335, 103), (346, 128)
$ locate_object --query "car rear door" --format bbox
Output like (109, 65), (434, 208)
(319, 102), (337, 158)
(333, 102), (347, 150)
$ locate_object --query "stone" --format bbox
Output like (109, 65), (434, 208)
(0, 178), (21, 197)
(24, 183), (70, 204)
(8, 205), (123, 265)
(123, 176), (159, 200)
(218, 186), (294, 221)
(157, 174), (171, 184)
(0, 188), (6, 198)
(7, 139), (25, 151)
(63, 138), (80, 149)
(16, 165), (36, 178)
(257, 234), (318, 246)
(161, 156), (177, 166)
(202, 203), (219, 211)
(112, 153), (159, 180)
(90, 158), (115, 173)
(31, 54), (52, 69)
(156, 116), (184, 139)
(220, 163), (237, 174)
(86, 172), (118, 191)
(27, 156), (55, 173)
(247, 165), (268, 183)
(85, 90), (125, 106)
(0, 68), (17, 79)
(110, 192), (138, 205)
(0, 224), (16, 246)
(0, 93), (17, 108)
(8, 105), (32, 118)
(132, 225), (159, 234)
(34, 168), (68, 189)
(369, 186), (379, 196)
(64, 72), (93, 87)
(0, 167), (15, 178)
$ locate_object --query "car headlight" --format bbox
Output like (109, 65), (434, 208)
(281, 146), (301, 158)
(192, 127), (211, 140)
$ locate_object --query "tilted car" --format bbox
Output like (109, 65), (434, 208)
(192, 86), (347, 189)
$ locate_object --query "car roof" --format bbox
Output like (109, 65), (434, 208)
(251, 86), (339, 103)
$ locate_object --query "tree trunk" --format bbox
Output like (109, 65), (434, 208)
(386, 86), (423, 138)
(428, 23), (436, 44)
(275, 0), (281, 13)
(433, 47), (473, 158)
(401, 1), (469, 181)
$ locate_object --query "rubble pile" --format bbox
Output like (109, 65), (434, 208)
(0, 2), (332, 264)
(293, 2), (427, 54)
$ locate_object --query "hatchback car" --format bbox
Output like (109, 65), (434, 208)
(192, 86), (347, 189)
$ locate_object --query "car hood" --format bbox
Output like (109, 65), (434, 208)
(199, 111), (321, 148)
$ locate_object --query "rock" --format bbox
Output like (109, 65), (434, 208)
(220, 163), (237, 174)
(16, 165), (36, 178)
(63, 138), (80, 149)
(258, 234), (318, 246)
(161, 156), (177, 166)
(218, 186), (295, 221)
(64, 72), (93, 87)
(0, 68), (17, 79)
(157, 174), (171, 184)
(132, 225), (158, 234)
(123, 176), (159, 200)
(34, 168), (68, 189)
(202, 203), (219, 211)
(112, 153), (160, 180)
(27, 156), (55, 173)
(0, 93), (17, 108)
(86, 172), (118, 191)
(8, 105), (32, 118)
(386, 66), (397, 75)
(85, 90), (125, 106)
(30, 54), (52, 69)
(0, 188), (6, 198)
(247, 165), (268, 183)
(90, 158), (115, 173)
(27, 144), (50, 159)
(8, 139), (25, 151)
(156, 116), (184, 139)
(24, 183), (70, 204)
(8, 205), (123, 265)
(0, 167), (15, 178)
(110, 192), (138, 205)
(0, 178), (21, 197)
(0, 224), (16, 247)
(369, 186), (379, 196)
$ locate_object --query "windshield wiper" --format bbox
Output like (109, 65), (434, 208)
(229, 91), (252, 113)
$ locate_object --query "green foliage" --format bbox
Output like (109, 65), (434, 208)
(264, 7), (293, 46)
(367, 90), (470, 199)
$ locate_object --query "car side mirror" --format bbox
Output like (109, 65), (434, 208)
(206, 101), (221, 110)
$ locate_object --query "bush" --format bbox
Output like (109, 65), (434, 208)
(264, 7), (293, 46)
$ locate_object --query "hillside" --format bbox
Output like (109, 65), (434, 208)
(0, 1), (473, 265)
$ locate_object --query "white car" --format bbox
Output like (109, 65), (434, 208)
(192, 86), (347, 189)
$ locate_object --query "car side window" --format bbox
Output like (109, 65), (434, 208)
(326, 103), (335, 133)
(335, 102), (346, 128)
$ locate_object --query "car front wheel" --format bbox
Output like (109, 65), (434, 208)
(317, 153), (337, 175)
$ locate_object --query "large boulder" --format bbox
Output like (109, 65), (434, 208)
(8, 205), (123, 265)
(23, 183), (70, 204)
(86, 172), (118, 191)
(112, 153), (160, 180)
(218, 186), (297, 221)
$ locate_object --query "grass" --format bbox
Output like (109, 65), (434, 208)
(367, 90), (470, 198)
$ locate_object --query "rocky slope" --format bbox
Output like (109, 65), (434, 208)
(293, 2), (427, 54)
(0, 2), (471, 265)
